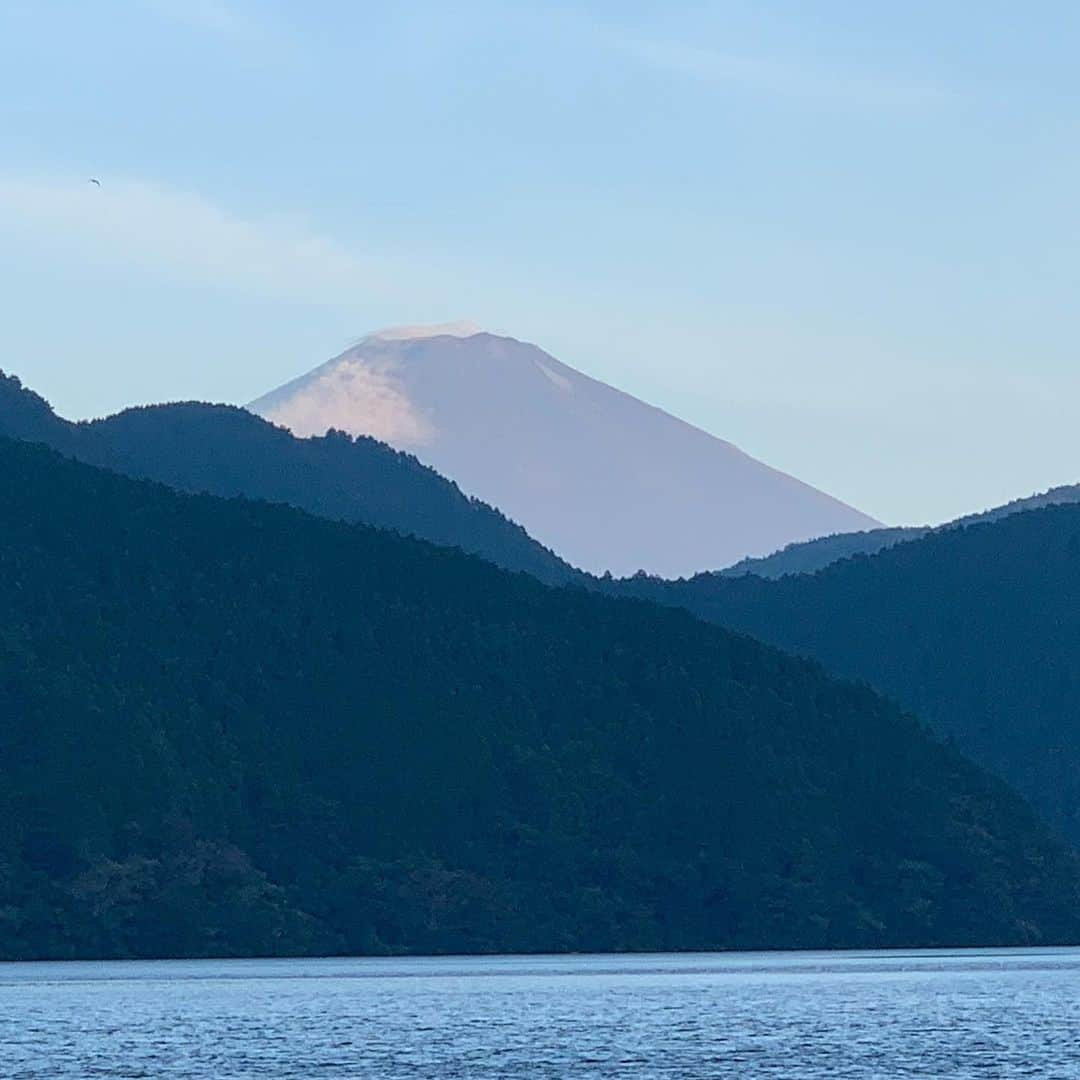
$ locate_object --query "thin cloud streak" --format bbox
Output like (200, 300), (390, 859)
(0, 175), (383, 306)
(140, 0), (254, 40)
(615, 36), (947, 107)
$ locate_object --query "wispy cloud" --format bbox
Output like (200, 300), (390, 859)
(140, 0), (254, 41)
(0, 175), (383, 306)
(615, 37), (946, 108)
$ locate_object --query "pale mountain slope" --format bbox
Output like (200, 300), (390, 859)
(250, 327), (879, 577)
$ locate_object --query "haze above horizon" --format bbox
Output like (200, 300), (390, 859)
(3, 2), (1080, 527)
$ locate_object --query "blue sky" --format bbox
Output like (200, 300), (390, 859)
(3, 1), (1080, 525)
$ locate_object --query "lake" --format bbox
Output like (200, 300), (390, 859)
(2, 948), (1078, 1077)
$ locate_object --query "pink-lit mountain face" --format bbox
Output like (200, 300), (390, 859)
(249, 326), (879, 577)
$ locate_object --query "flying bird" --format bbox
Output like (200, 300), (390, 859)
(88, 178), (101, 187)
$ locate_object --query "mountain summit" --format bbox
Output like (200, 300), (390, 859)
(249, 326), (879, 577)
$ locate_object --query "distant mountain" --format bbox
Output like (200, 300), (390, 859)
(619, 502), (1080, 846)
(3, 435), (1077, 958)
(249, 325), (879, 578)
(720, 527), (924, 579)
(0, 370), (579, 585)
(720, 486), (1080, 579)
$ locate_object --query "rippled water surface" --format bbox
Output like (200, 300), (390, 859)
(3, 948), (1079, 1077)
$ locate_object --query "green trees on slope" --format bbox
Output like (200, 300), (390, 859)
(622, 506), (1080, 846)
(0, 370), (578, 585)
(1, 437), (1078, 959)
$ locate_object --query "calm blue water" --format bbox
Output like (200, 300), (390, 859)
(2, 948), (1079, 1077)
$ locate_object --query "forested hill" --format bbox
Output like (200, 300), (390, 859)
(0, 370), (579, 586)
(718, 485), (1080, 580)
(718, 527), (925, 579)
(619, 505), (1080, 845)
(1, 435), (1079, 959)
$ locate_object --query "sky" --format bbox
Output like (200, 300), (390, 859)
(3, 1), (1080, 526)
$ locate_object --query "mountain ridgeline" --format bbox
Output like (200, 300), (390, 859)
(718, 528), (925, 579)
(2, 435), (1078, 959)
(620, 504), (1080, 846)
(719, 486), (1080, 579)
(0, 371), (579, 586)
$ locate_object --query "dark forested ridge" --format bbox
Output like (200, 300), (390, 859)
(0, 370), (579, 585)
(1, 436), (1079, 959)
(620, 505), (1080, 845)
(719, 527), (925, 579)
(718, 486), (1080, 579)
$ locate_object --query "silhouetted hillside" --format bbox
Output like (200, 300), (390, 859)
(621, 505), (1080, 844)
(720, 527), (923, 579)
(2, 437), (1077, 959)
(0, 371), (579, 585)
(719, 486), (1080, 579)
